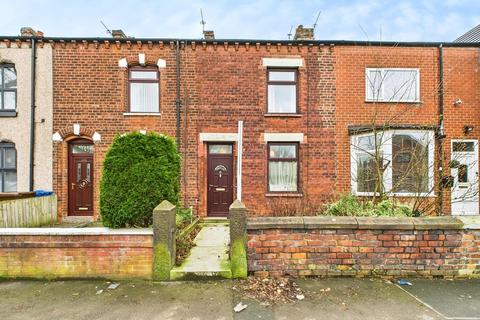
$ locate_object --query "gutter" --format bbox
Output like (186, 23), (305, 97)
(2, 36), (480, 48)
(29, 38), (36, 191)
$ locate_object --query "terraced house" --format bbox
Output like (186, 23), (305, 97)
(1, 25), (479, 220)
(0, 28), (53, 195)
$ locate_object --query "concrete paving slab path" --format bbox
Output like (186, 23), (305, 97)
(170, 223), (231, 279)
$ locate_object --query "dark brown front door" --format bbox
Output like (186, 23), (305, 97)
(68, 139), (94, 216)
(207, 144), (234, 217)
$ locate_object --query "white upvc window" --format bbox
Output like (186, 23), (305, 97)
(365, 68), (420, 103)
(350, 130), (434, 196)
(128, 67), (160, 113)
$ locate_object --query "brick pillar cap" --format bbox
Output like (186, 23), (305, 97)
(230, 199), (245, 210)
(154, 200), (175, 211)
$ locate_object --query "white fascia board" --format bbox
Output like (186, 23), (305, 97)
(264, 133), (304, 143)
(262, 58), (303, 68)
(200, 133), (238, 142)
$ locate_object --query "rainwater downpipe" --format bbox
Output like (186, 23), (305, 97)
(29, 38), (36, 191)
(175, 40), (181, 150)
(437, 44), (445, 215)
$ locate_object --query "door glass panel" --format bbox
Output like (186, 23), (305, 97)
(209, 144), (232, 154)
(458, 164), (468, 183)
(77, 163), (82, 182)
(86, 163), (91, 182)
(72, 144), (93, 154)
(453, 142), (475, 152)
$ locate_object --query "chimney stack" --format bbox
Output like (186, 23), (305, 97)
(111, 29), (127, 38)
(294, 25), (314, 40)
(20, 27), (43, 37)
(203, 30), (215, 40)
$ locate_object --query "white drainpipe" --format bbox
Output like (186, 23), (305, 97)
(237, 120), (243, 201)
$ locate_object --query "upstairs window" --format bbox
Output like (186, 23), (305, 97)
(0, 64), (17, 111)
(268, 143), (299, 192)
(128, 67), (159, 113)
(366, 68), (419, 103)
(0, 143), (16, 192)
(267, 69), (297, 113)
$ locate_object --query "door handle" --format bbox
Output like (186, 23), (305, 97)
(71, 183), (75, 190)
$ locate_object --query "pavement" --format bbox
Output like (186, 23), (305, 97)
(0, 278), (478, 320)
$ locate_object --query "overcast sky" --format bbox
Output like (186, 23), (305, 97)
(1, 0), (479, 41)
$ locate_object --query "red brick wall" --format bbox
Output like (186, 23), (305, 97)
(0, 232), (153, 279)
(441, 47), (480, 214)
(52, 42), (337, 218)
(53, 42), (178, 220)
(247, 227), (480, 278)
(51, 41), (480, 218)
(188, 44), (336, 216)
(334, 45), (480, 215)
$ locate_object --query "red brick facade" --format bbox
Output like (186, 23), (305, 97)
(247, 220), (480, 278)
(0, 232), (152, 279)
(46, 39), (480, 218)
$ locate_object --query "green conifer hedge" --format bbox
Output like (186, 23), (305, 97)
(100, 132), (180, 228)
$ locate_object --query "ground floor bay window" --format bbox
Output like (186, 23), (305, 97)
(350, 130), (434, 196)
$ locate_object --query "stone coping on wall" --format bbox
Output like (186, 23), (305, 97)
(0, 227), (153, 236)
(247, 216), (480, 230)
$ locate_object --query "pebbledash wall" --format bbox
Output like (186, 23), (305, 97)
(0, 41), (53, 192)
(0, 228), (152, 279)
(247, 216), (480, 278)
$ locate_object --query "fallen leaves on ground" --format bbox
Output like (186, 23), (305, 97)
(175, 223), (201, 265)
(232, 276), (305, 305)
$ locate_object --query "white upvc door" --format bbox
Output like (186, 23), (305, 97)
(451, 140), (479, 215)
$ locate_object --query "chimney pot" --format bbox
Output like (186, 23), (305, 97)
(203, 30), (215, 40)
(294, 25), (314, 40)
(112, 29), (127, 38)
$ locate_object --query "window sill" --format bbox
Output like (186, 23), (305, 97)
(0, 110), (17, 117)
(354, 192), (436, 198)
(123, 112), (161, 116)
(265, 192), (303, 198)
(365, 100), (422, 105)
(264, 113), (302, 118)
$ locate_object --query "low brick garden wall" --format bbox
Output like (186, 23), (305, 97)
(247, 216), (480, 278)
(0, 228), (153, 279)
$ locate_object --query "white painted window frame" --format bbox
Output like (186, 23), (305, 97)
(365, 68), (421, 103)
(350, 129), (434, 197)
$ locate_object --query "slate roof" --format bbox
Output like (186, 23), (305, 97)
(455, 24), (480, 43)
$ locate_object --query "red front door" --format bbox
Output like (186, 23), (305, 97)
(68, 140), (94, 216)
(207, 144), (234, 217)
